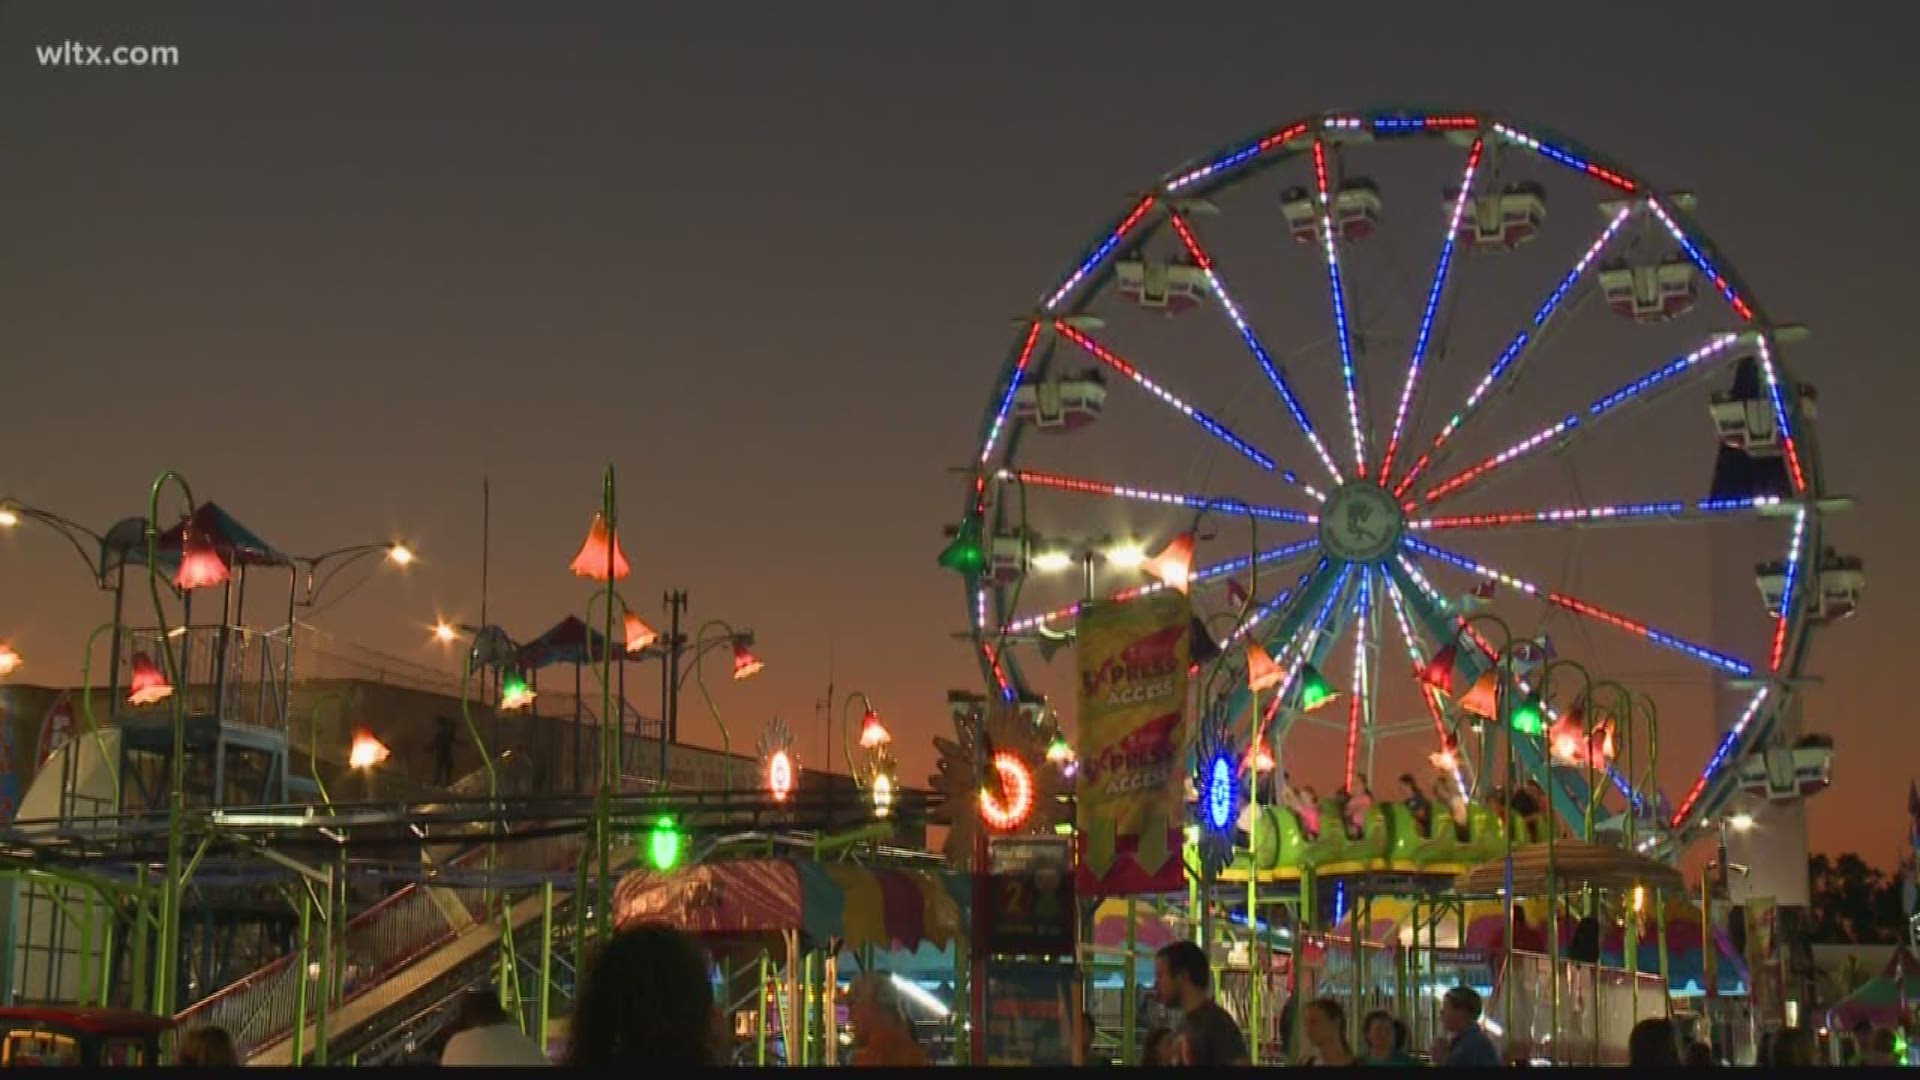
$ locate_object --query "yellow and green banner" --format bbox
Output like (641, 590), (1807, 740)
(1075, 591), (1191, 896)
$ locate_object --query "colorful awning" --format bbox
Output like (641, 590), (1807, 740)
(611, 858), (967, 953)
(152, 502), (292, 569)
(1828, 945), (1920, 1030)
(517, 615), (616, 669)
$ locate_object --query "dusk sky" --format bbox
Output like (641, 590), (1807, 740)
(2, 3), (1914, 861)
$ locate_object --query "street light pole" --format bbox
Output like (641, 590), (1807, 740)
(297, 541), (415, 608)
(661, 590), (688, 784)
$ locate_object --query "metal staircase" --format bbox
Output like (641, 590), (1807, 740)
(245, 837), (637, 1065)
(169, 755), (549, 1054)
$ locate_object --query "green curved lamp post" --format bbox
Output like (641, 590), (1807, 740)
(143, 469), (198, 1017)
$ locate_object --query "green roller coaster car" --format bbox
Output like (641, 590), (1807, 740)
(1216, 800), (1550, 882)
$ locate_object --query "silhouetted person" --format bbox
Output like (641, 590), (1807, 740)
(1430, 987), (1500, 1067)
(1628, 1017), (1681, 1066)
(441, 988), (549, 1065)
(1300, 997), (1358, 1066)
(566, 923), (717, 1067)
(1866, 1026), (1900, 1067)
(849, 972), (927, 1067)
(1770, 1026), (1817, 1067)
(177, 1026), (238, 1066)
(1684, 1040), (1715, 1066)
(1141, 1026), (1174, 1066)
(1153, 940), (1247, 1065)
(1361, 1009), (1418, 1066)
(429, 717), (458, 786)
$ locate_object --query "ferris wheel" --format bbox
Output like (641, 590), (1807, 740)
(942, 107), (1861, 851)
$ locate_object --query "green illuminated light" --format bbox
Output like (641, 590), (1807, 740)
(1510, 693), (1546, 736)
(649, 817), (683, 871)
(938, 517), (987, 575)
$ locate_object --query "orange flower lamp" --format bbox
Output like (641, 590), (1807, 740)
(1143, 532), (1196, 594)
(569, 513), (631, 582)
(1246, 644), (1284, 693)
(127, 652), (174, 705)
(859, 709), (891, 749)
(623, 610), (659, 654)
(174, 527), (229, 591)
(731, 641), (764, 680)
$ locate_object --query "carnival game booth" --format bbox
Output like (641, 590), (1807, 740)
(1826, 945), (1920, 1040)
(1454, 840), (1678, 1064)
(611, 858), (968, 1065)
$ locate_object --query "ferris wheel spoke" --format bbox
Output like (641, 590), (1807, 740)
(1752, 334), (1811, 496)
(1263, 563), (1359, 746)
(1050, 320), (1278, 471)
(998, 538), (1319, 636)
(999, 468), (1319, 525)
(1310, 139), (1369, 478)
(1219, 562), (1323, 648)
(1419, 331), (1755, 507)
(1391, 204), (1639, 499)
(1644, 198), (1759, 324)
(1669, 684), (1774, 831)
(1401, 535), (1754, 677)
(1344, 570), (1375, 787)
(1408, 493), (1813, 534)
(1378, 568), (1472, 793)
(1766, 506), (1811, 674)
(1378, 138), (1485, 485)
(1166, 209), (1344, 483)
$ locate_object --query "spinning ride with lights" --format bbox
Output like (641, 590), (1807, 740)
(944, 107), (1860, 856)
(928, 692), (1070, 864)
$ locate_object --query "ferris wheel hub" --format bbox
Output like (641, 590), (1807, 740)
(1318, 480), (1404, 563)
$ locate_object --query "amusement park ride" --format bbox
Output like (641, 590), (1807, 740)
(940, 106), (1863, 1061)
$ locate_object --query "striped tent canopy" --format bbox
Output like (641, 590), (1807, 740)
(517, 615), (616, 669)
(153, 502), (292, 568)
(612, 858), (967, 953)
(1090, 897), (1182, 952)
(1827, 945), (1920, 1031)
(1339, 892), (1742, 995)
(1455, 839), (1683, 896)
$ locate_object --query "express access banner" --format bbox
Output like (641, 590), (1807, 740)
(1075, 590), (1190, 896)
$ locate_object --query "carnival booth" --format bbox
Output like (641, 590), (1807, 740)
(1827, 945), (1920, 1035)
(611, 858), (968, 1065)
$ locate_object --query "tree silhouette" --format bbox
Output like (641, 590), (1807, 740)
(1808, 853), (1905, 944)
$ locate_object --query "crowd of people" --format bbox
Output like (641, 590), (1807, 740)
(1140, 942), (1507, 1067)
(166, 923), (1888, 1067)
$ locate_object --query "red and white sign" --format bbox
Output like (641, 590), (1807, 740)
(36, 691), (74, 768)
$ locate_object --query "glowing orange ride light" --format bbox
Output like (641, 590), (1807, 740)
(349, 730), (391, 769)
(766, 749), (795, 802)
(979, 751), (1035, 831)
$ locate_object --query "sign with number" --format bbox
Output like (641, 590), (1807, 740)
(984, 958), (1074, 1067)
(986, 836), (1075, 956)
